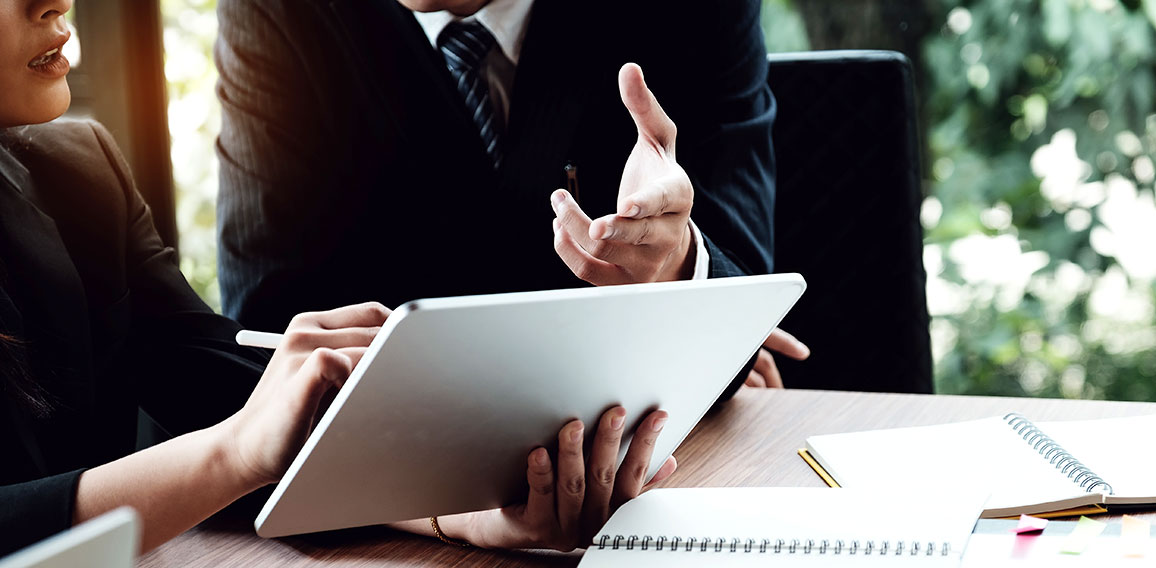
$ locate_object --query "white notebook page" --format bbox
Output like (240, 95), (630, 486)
(805, 417), (1097, 516)
(579, 487), (986, 567)
(1038, 414), (1156, 503)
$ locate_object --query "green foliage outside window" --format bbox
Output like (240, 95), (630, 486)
(163, 0), (221, 311)
(161, 0), (1156, 400)
(764, 0), (1156, 400)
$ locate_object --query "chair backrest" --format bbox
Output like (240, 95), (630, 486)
(768, 50), (932, 393)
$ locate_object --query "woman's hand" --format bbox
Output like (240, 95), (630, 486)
(438, 407), (676, 551)
(223, 302), (391, 488)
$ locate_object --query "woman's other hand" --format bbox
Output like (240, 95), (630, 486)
(441, 407), (676, 551)
(224, 302), (391, 487)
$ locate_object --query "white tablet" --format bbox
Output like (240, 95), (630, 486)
(0, 508), (138, 568)
(255, 273), (806, 538)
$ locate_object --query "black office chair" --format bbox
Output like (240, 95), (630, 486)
(768, 50), (933, 393)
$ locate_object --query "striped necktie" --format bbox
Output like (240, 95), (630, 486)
(438, 20), (503, 169)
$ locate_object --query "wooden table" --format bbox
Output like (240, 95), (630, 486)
(140, 389), (1156, 566)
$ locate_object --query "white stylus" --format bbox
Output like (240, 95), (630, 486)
(235, 330), (284, 349)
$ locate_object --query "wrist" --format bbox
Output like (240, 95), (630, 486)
(209, 418), (270, 494)
(661, 223), (695, 281)
(436, 512), (479, 547)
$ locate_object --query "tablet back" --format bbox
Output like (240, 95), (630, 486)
(0, 508), (137, 568)
(256, 274), (806, 537)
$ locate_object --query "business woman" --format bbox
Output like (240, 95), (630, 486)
(0, 0), (674, 556)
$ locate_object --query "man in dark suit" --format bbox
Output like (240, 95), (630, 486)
(215, 0), (805, 389)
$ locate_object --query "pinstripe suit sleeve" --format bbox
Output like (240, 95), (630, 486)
(672, 0), (776, 280)
(215, 0), (348, 332)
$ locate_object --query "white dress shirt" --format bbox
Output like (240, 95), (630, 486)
(412, 0), (710, 280)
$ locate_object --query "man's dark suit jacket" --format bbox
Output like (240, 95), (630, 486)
(215, 0), (777, 333)
(0, 121), (266, 555)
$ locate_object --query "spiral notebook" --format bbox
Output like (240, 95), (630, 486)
(802, 413), (1156, 519)
(578, 487), (987, 566)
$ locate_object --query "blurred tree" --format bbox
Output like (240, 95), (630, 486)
(764, 0), (1156, 401)
(162, 0), (222, 311)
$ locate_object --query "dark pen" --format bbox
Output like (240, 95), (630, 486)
(564, 162), (580, 204)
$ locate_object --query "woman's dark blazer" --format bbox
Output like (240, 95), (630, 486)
(0, 120), (267, 555)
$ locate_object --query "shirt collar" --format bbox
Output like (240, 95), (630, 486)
(411, 0), (536, 65)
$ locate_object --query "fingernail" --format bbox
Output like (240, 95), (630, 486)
(625, 205), (640, 217)
(533, 448), (549, 466)
(652, 416), (667, 432)
(597, 225), (612, 240)
(610, 414), (625, 430)
(570, 424), (583, 443)
(552, 191), (565, 206)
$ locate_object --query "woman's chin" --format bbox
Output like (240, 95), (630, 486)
(0, 85), (70, 128)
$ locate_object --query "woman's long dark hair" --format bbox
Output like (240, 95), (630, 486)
(0, 333), (51, 417)
(1, 130), (52, 416)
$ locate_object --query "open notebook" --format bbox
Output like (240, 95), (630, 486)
(578, 487), (987, 566)
(802, 413), (1156, 518)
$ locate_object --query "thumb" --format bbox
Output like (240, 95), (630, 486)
(618, 63), (676, 152)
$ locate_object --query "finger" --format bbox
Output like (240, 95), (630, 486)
(763, 328), (811, 360)
(589, 214), (684, 249)
(289, 348), (355, 419)
(745, 369), (767, 388)
(764, 352), (785, 389)
(642, 456), (677, 491)
(281, 327), (382, 351)
(753, 349), (782, 388)
(616, 175), (693, 219)
(551, 190), (599, 250)
(555, 420), (586, 545)
(581, 407), (626, 532)
(611, 410), (667, 509)
(618, 63), (676, 152)
(336, 346), (368, 369)
(523, 447), (558, 531)
(291, 302), (392, 331)
(553, 218), (630, 285)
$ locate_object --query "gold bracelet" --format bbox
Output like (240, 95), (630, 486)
(429, 516), (471, 548)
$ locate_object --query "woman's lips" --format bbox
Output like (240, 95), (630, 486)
(28, 32), (71, 78)
(29, 48), (60, 67)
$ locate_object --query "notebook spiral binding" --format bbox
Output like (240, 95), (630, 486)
(593, 534), (952, 556)
(1003, 413), (1113, 494)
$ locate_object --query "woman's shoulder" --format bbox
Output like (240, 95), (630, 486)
(1, 119), (136, 218)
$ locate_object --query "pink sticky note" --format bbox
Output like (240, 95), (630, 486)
(1013, 514), (1049, 534)
(1122, 515), (1150, 558)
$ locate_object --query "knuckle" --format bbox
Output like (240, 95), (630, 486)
(531, 482), (555, 497)
(288, 312), (315, 329)
(561, 440), (584, 458)
(634, 221), (652, 246)
(629, 462), (648, 483)
(592, 465), (615, 486)
(563, 474), (585, 496)
(574, 261), (599, 283)
(365, 302), (391, 321)
(283, 329), (315, 350)
(598, 428), (622, 448)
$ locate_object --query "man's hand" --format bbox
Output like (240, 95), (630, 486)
(432, 408), (676, 551)
(745, 328), (811, 388)
(551, 62), (695, 285)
